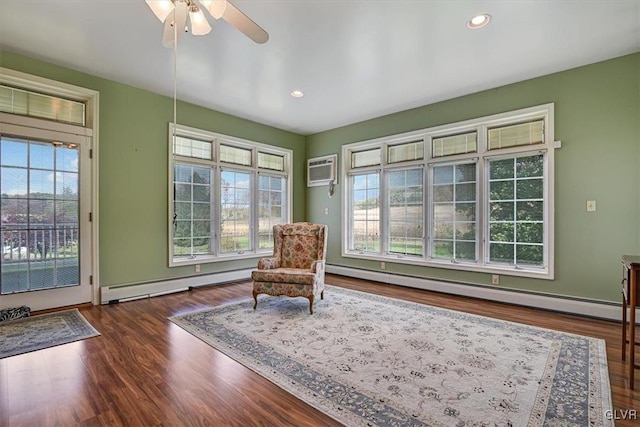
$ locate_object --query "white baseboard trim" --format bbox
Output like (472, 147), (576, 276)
(100, 269), (253, 304)
(327, 265), (627, 322)
(99, 265), (628, 322)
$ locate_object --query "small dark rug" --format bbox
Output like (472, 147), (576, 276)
(0, 305), (30, 322)
(0, 308), (100, 359)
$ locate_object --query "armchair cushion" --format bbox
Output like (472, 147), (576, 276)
(279, 223), (324, 269)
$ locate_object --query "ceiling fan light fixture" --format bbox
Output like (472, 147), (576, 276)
(467, 13), (491, 29)
(189, 7), (212, 35)
(150, 0), (268, 45)
(145, 0), (175, 23)
(207, 0), (228, 20)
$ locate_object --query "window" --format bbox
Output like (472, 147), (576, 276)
(487, 154), (544, 266)
(220, 144), (252, 166)
(343, 104), (554, 278)
(432, 131), (477, 158)
(258, 152), (284, 171)
(220, 169), (251, 253)
(173, 164), (212, 256)
(388, 168), (423, 256)
(351, 148), (381, 168)
(488, 120), (544, 150)
(168, 124), (291, 266)
(258, 174), (285, 249)
(431, 162), (476, 261)
(350, 172), (380, 253)
(388, 140), (424, 163)
(173, 136), (212, 160)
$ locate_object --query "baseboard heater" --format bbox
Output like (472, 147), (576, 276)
(326, 265), (625, 322)
(101, 268), (253, 304)
(101, 265), (625, 322)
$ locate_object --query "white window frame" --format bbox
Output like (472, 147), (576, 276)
(347, 168), (382, 254)
(168, 123), (292, 267)
(428, 159), (478, 263)
(483, 151), (548, 270)
(385, 164), (425, 258)
(342, 103), (555, 279)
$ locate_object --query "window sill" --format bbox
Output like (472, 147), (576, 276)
(342, 251), (553, 280)
(170, 250), (273, 267)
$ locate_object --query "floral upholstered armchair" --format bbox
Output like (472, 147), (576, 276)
(252, 222), (328, 314)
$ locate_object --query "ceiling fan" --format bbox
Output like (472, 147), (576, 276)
(145, 0), (269, 46)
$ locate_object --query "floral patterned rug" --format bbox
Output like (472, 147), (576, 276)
(170, 286), (613, 427)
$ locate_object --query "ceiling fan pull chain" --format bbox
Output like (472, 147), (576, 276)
(173, 2), (178, 146)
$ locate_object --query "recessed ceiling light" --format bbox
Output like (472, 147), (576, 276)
(290, 90), (304, 98)
(467, 13), (491, 29)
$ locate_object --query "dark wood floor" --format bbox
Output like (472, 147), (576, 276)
(1, 274), (638, 426)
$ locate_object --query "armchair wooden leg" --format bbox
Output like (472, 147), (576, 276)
(253, 290), (258, 310)
(321, 290), (324, 300)
(308, 295), (314, 315)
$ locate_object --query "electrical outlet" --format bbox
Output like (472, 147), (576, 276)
(491, 274), (500, 285)
(324, 207), (329, 215)
(195, 264), (201, 273)
(381, 261), (386, 270)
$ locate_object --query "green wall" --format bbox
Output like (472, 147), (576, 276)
(306, 53), (640, 303)
(1, 51), (306, 288)
(2, 51), (638, 302)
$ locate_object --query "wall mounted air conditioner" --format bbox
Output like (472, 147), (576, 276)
(307, 154), (337, 187)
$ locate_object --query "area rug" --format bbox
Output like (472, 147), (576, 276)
(0, 309), (100, 359)
(170, 286), (613, 427)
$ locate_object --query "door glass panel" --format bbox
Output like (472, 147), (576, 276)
(1, 137), (80, 294)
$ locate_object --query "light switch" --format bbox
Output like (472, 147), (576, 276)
(586, 200), (596, 212)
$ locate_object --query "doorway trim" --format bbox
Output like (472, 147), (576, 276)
(0, 67), (100, 307)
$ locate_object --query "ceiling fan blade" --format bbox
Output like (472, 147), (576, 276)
(162, 1), (189, 48)
(220, 2), (269, 44)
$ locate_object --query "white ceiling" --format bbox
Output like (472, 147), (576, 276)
(1, 1), (639, 135)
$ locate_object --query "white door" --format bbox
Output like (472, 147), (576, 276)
(0, 122), (93, 310)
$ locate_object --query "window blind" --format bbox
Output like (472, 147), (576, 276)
(258, 152), (284, 171)
(488, 120), (544, 150)
(220, 144), (252, 166)
(173, 136), (212, 160)
(0, 85), (85, 126)
(351, 148), (381, 168)
(388, 140), (424, 163)
(432, 132), (477, 157)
